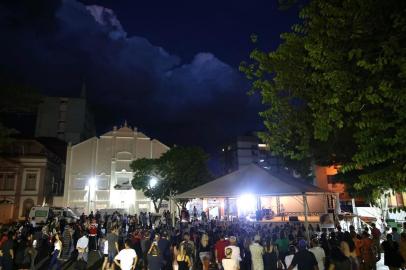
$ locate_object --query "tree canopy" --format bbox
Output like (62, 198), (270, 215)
(131, 146), (211, 212)
(240, 0), (406, 198)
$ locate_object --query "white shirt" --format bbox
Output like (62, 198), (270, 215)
(103, 240), (109, 255)
(225, 245), (241, 262)
(115, 248), (137, 270)
(222, 258), (238, 270)
(54, 240), (62, 251)
(77, 236), (89, 251)
(309, 247), (325, 270)
(285, 254), (297, 270)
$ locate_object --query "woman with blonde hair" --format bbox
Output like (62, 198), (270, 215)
(176, 244), (191, 270)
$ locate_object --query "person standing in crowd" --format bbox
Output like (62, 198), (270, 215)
(399, 233), (406, 266)
(215, 234), (230, 269)
(101, 234), (109, 270)
(360, 231), (377, 270)
(1, 232), (14, 270)
(142, 231), (152, 270)
(107, 227), (120, 270)
(285, 245), (297, 270)
(27, 232), (38, 270)
(275, 231), (289, 268)
(328, 246), (351, 270)
(381, 234), (404, 270)
(181, 232), (195, 268)
(226, 236), (241, 269)
(222, 247), (238, 270)
(114, 239), (138, 270)
(371, 223), (381, 260)
(287, 239), (318, 270)
(158, 231), (171, 270)
(392, 228), (401, 243)
(340, 239), (359, 270)
(198, 233), (211, 270)
(76, 232), (89, 264)
(148, 242), (164, 270)
(48, 233), (62, 270)
(61, 224), (72, 260)
(88, 218), (98, 251)
(263, 238), (279, 270)
(176, 244), (191, 270)
(309, 238), (325, 270)
(249, 235), (264, 270)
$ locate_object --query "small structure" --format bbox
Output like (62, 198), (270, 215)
(176, 164), (338, 227)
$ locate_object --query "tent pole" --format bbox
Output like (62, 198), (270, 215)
(302, 193), (310, 241)
(276, 196), (281, 216)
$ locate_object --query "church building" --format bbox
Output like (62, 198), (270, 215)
(63, 122), (169, 214)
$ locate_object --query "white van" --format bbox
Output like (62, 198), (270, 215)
(29, 206), (79, 226)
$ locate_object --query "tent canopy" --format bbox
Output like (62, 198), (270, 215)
(176, 164), (328, 199)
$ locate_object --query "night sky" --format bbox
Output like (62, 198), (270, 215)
(0, 0), (300, 153)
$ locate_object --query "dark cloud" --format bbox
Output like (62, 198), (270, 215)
(0, 0), (264, 150)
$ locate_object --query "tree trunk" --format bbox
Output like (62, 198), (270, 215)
(153, 198), (164, 213)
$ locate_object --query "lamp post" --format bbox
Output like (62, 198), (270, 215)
(87, 177), (96, 214)
(149, 176), (158, 188)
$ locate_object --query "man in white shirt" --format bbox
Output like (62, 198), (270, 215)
(222, 247), (238, 270)
(249, 235), (264, 270)
(225, 236), (241, 269)
(309, 238), (325, 270)
(76, 233), (89, 262)
(30, 217), (36, 228)
(114, 239), (137, 270)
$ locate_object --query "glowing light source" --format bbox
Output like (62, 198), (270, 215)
(149, 176), (158, 188)
(88, 177), (96, 189)
(237, 194), (257, 214)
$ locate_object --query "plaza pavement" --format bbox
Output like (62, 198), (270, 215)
(37, 250), (390, 270)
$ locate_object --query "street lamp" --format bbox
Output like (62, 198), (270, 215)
(149, 176), (158, 188)
(87, 177), (96, 214)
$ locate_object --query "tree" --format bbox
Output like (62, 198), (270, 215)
(130, 158), (169, 213)
(160, 146), (212, 209)
(240, 0), (406, 199)
(131, 146), (211, 213)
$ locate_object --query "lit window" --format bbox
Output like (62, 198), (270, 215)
(25, 173), (37, 190)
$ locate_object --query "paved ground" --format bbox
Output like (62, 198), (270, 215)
(377, 256), (389, 270)
(38, 251), (390, 270)
(38, 250), (103, 270)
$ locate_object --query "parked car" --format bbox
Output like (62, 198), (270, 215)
(29, 206), (79, 226)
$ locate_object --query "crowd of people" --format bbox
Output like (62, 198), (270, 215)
(0, 209), (406, 270)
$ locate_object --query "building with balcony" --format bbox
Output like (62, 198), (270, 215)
(63, 122), (169, 214)
(0, 138), (65, 222)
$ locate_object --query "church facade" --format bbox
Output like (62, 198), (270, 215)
(63, 122), (169, 214)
